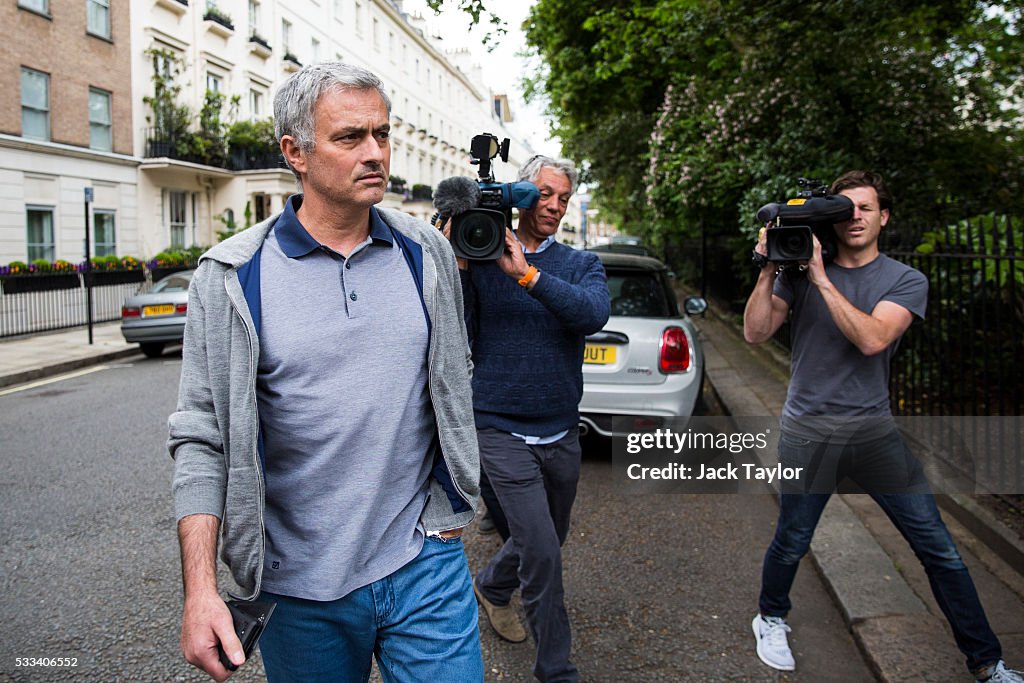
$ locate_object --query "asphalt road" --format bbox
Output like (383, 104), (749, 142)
(0, 356), (875, 682)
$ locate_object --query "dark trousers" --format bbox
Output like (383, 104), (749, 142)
(759, 429), (1003, 672)
(474, 427), (581, 683)
(479, 466), (511, 541)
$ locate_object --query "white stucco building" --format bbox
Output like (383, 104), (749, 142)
(131, 0), (534, 255)
(0, 0), (535, 265)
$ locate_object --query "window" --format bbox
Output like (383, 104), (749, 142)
(93, 210), (116, 256)
(18, 0), (48, 14)
(354, 1), (362, 33)
(281, 19), (292, 53)
(169, 191), (188, 248)
(311, 38), (320, 63)
(206, 72), (222, 93)
(87, 0), (110, 39)
(26, 207), (55, 261)
(372, 18), (379, 49)
(248, 0), (260, 32)
(20, 67), (49, 141)
(249, 88), (263, 118)
(253, 193), (271, 222)
(88, 88), (112, 152)
(333, 0), (342, 22)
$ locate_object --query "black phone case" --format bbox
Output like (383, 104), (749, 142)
(218, 599), (276, 672)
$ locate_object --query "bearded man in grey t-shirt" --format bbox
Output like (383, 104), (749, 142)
(742, 171), (1020, 683)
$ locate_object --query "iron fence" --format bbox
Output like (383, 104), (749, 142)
(885, 214), (1021, 417)
(672, 212), (1023, 417)
(0, 275), (150, 338)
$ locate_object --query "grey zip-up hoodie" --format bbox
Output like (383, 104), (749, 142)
(168, 206), (479, 600)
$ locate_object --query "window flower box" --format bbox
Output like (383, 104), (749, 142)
(1, 273), (80, 294)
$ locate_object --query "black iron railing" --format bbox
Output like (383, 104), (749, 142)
(0, 263), (196, 338)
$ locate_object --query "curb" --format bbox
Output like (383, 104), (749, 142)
(938, 493), (1024, 576)
(0, 347), (143, 389)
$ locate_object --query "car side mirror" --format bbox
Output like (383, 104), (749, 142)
(683, 296), (708, 316)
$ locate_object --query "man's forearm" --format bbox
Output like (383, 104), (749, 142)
(178, 514), (221, 599)
(814, 279), (906, 356)
(743, 268), (782, 344)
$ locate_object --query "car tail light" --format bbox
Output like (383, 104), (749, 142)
(659, 326), (690, 373)
(175, 303), (188, 314)
(122, 306), (140, 319)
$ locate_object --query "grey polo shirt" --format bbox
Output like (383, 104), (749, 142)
(256, 197), (435, 601)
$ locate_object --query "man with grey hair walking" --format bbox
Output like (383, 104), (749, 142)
(170, 61), (483, 682)
(451, 154), (609, 682)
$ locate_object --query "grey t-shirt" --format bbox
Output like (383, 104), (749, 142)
(774, 253), (927, 422)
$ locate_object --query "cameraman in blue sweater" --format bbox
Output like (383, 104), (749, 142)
(455, 155), (609, 682)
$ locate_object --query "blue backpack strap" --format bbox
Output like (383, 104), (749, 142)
(390, 227), (431, 336)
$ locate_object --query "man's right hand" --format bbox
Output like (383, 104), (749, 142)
(181, 590), (244, 681)
(753, 226), (774, 274)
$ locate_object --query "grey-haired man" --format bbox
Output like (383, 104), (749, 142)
(170, 62), (483, 682)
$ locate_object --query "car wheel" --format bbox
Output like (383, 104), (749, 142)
(140, 342), (165, 359)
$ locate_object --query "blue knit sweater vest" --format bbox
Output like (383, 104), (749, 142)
(463, 243), (607, 436)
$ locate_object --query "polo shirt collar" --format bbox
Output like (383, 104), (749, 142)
(276, 194), (394, 258)
(517, 232), (557, 254)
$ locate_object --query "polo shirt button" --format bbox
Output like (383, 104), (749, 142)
(350, 291), (358, 301)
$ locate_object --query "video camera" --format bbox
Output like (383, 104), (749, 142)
(754, 178), (853, 266)
(432, 133), (540, 260)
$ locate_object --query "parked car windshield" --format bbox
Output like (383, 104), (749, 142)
(150, 273), (192, 293)
(607, 272), (672, 317)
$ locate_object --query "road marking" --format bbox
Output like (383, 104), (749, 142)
(0, 366), (110, 397)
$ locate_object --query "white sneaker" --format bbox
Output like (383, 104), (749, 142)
(752, 614), (796, 671)
(979, 661), (1024, 683)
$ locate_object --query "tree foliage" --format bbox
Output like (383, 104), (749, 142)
(522, 0), (1024, 245)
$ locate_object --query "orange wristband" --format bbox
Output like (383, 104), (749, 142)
(517, 265), (538, 287)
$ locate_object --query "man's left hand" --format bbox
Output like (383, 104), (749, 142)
(496, 228), (530, 281)
(805, 235), (829, 287)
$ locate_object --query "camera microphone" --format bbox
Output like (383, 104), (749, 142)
(433, 176), (482, 218)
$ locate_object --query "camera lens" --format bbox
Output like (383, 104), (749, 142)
(767, 226), (813, 262)
(464, 224), (492, 250)
(452, 209), (505, 260)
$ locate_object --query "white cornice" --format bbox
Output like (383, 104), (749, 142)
(0, 135), (140, 167)
(201, 50), (235, 71)
(144, 26), (190, 52)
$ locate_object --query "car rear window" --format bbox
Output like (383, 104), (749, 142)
(607, 272), (672, 317)
(151, 274), (192, 293)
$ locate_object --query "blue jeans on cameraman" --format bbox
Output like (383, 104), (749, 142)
(758, 428), (1003, 672)
(258, 535), (483, 682)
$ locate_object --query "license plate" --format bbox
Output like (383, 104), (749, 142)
(143, 304), (175, 317)
(584, 344), (616, 365)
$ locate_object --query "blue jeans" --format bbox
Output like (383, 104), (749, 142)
(258, 535), (483, 682)
(475, 427), (581, 683)
(759, 429), (1003, 672)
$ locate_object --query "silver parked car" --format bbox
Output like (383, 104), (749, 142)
(120, 269), (194, 358)
(580, 252), (707, 438)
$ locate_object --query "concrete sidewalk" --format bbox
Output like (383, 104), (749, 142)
(693, 304), (1024, 681)
(0, 322), (143, 389)
(1, 314), (1021, 680)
